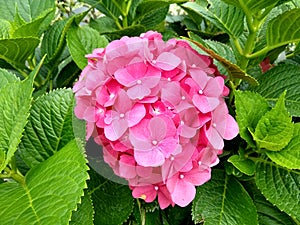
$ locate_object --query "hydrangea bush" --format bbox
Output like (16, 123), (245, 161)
(0, 0), (299, 225)
(73, 31), (239, 208)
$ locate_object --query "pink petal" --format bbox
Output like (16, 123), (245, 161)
(104, 119), (128, 141)
(223, 114), (239, 140)
(149, 117), (167, 141)
(189, 69), (209, 90)
(185, 168), (211, 186)
(132, 185), (157, 203)
(193, 95), (220, 113)
(127, 104), (146, 127)
(114, 90), (132, 112)
(205, 127), (224, 150)
(134, 149), (165, 167)
(156, 52), (181, 71)
(204, 76), (224, 97)
(169, 178), (196, 207)
(158, 137), (179, 158)
(127, 85), (151, 100)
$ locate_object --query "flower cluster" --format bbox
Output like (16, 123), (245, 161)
(73, 31), (239, 209)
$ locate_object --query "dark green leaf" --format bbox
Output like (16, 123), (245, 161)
(251, 64), (300, 117)
(266, 9), (300, 49)
(0, 139), (89, 225)
(182, 1), (244, 38)
(70, 191), (94, 225)
(192, 169), (258, 225)
(19, 89), (75, 168)
(255, 161), (300, 221)
(235, 91), (270, 146)
(88, 168), (134, 225)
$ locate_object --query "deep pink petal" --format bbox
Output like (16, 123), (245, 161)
(185, 168), (211, 186)
(127, 85), (151, 100)
(132, 185), (157, 203)
(114, 89), (132, 112)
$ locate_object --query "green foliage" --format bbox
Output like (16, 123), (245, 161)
(0, 0), (299, 224)
(0, 139), (88, 225)
(192, 170), (258, 225)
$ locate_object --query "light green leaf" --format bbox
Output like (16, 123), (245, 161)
(0, 38), (40, 67)
(235, 91), (270, 146)
(19, 89), (75, 168)
(0, 69), (36, 171)
(221, 0), (280, 15)
(70, 191), (94, 225)
(67, 25), (109, 69)
(0, 139), (89, 225)
(0, 19), (11, 39)
(0, 68), (19, 89)
(89, 17), (118, 34)
(266, 9), (300, 49)
(88, 169), (134, 225)
(182, 1), (244, 38)
(255, 161), (300, 221)
(228, 155), (256, 176)
(251, 64), (300, 117)
(192, 169), (258, 225)
(254, 92), (293, 151)
(266, 123), (300, 169)
(11, 9), (54, 38)
(0, 0), (55, 22)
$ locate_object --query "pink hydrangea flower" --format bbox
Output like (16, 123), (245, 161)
(73, 31), (239, 209)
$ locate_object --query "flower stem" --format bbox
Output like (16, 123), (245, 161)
(137, 199), (146, 225)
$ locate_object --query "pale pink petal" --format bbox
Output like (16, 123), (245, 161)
(185, 168), (211, 186)
(158, 137), (178, 158)
(205, 127), (224, 150)
(127, 84), (151, 100)
(204, 76), (223, 97)
(156, 52), (181, 71)
(223, 114), (239, 140)
(114, 90), (132, 112)
(104, 119), (128, 141)
(134, 149), (165, 167)
(189, 69), (209, 90)
(114, 68), (135, 87)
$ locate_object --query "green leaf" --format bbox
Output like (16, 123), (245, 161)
(251, 64), (300, 117)
(254, 92), (293, 151)
(0, 19), (11, 39)
(41, 18), (72, 65)
(182, 1), (244, 38)
(70, 191), (94, 225)
(0, 38), (40, 68)
(192, 169), (258, 225)
(253, 185), (297, 225)
(235, 91), (270, 146)
(255, 161), (300, 221)
(0, 69), (36, 171)
(0, 0), (55, 22)
(188, 34), (258, 85)
(90, 17), (119, 34)
(139, 6), (169, 30)
(11, 9), (54, 38)
(67, 25), (109, 69)
(19, 89), (75, 168)
(0, 139), (89, 225)
(228, 155), (256, 176)
(221, 0), (280, 15)
(266, 9), (300, 49)
(88, 169), (134, 225)
(266, 123), (300, 169)
(0, 68), (19, 89)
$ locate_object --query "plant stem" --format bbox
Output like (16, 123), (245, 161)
(3, 166), (25, 186)
(137, 199), (146, 225)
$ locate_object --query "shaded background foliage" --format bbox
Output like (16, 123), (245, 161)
(0, 0), (299, 224)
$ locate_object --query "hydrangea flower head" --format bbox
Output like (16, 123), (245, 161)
(73, 31), (239, 209)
